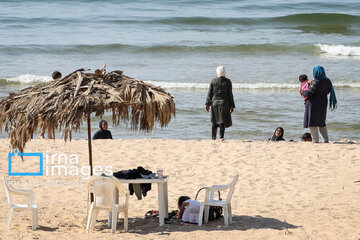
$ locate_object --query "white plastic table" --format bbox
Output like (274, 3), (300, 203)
(110, 176), (169, 226)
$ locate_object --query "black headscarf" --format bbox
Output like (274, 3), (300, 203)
(92, 120), (113, 140)
(269, 127), (285, 141)
(99, 120), (106, 130)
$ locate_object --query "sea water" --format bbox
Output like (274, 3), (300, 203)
(0, 0), (359, 141)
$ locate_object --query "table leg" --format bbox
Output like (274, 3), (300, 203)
(157, 182), (165, 226)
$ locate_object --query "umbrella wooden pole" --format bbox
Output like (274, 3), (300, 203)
(87, 112), (94, 202)
(87, 113), (93, 176)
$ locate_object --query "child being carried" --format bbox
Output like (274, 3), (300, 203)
(298, 74), (313, 101)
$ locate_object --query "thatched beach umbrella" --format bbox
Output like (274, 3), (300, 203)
(0, 66), (175, 175)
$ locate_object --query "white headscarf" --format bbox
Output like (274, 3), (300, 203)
(216, 66), (225, 77)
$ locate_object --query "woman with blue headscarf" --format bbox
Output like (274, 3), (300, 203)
(302, 66), (337, 143)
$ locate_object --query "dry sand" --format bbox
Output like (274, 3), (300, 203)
(0, 138), (360, 240)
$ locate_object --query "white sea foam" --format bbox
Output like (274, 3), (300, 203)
(315, 44), (360, 56)
(146, 81), (299, 90)
(5, 74), (51, 84)
(2, 76), (359, 89)
(332, 81), (360, 88)
(146, 81), (360, 90)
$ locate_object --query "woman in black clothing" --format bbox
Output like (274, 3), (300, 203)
(205, 66), (235, 141)
(302, 65), (336, 143)
(93, 120), (113, 140)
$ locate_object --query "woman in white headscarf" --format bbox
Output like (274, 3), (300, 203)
(205, 66), (235, 140)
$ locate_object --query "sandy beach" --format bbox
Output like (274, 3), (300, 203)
(0, 138), (360, 240)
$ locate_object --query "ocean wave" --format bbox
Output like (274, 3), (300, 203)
(1, 75), (359, 89)
(315, 44), (360, 56)
(0, 74), (51, 85)
(106, 13), (360, 27)
(272, 13), (360, 25)
(0, 43), (315, 55)
(108, 13), (360, 35)
(296, 24), (354, 35)
(4, 42), (360, 57)
(3, 13), (359, 29)
(145, 81), (360, 90)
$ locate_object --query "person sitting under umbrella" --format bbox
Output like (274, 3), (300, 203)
(93, 120), (113, 140)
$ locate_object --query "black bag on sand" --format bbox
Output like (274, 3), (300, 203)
(195, 187), (223, 221)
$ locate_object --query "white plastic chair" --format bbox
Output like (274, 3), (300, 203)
(86, 175), (129, 233)
(2, 176), (38, 230)
(198, 174), (239, 226)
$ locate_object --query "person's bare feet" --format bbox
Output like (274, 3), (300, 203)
(38, 135), (44, 139)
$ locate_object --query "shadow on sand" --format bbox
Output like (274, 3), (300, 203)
(92, 214), (300, 234)
(30, 225), (59, 232)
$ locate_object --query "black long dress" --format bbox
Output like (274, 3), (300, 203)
(303, 78), (331, 127)
(205, 77), (235, 127)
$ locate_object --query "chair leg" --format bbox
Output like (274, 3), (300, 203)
(90, 208), (98, 231)
(228, 203), (232, 224)
(108, 211), (112, 227)
(86, 203), (95, 233)
(223, 205), (229, 226)
(111, 207), (117, 234)
(198, 202), (205, 226)
(6, 208), (14, 229)
(204, 205), (210, 224)
(32, 207), (38, 230)
(124, 208), (128, 232)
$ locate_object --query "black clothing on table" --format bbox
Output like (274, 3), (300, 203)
(113, 166), (153, 200)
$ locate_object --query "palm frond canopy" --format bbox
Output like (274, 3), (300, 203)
(0, 68), (176, 152)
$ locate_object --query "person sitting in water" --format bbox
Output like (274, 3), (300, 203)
(177, 196), (201, 224)
(301, 132), (312, 142)
(269, 127), (285, 141)
(93, 120), (113, 140)
(39, 71), (62, 139)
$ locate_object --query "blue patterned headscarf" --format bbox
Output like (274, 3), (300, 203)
(313, 65), (337, 111)
(313, 65), (327, 80)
